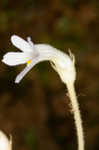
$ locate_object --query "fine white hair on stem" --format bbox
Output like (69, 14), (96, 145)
(52, 51), (84, 150)
(67, 83), (84, 150)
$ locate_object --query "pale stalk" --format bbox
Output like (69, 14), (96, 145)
(66, 82), (84, 150)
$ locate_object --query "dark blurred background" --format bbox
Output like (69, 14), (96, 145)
(0, 0), (99, 150)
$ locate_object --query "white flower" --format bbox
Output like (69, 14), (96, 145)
(2, 36), (85, 150)
(0, 131), (12, 150)
(2, 35), (76, 84)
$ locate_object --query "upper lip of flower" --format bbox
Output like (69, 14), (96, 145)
(2, 35), (40, 66)
(2, 35), (75, 84)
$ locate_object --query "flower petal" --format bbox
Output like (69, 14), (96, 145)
(11, 35), (34, 52)
(0, 130), (12, 150)
(15, 56), (42, 83)
(27, 37), (34, 49)
(2, 52), (32, 66)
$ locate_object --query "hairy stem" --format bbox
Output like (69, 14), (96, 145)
(66, 82), (84, 150)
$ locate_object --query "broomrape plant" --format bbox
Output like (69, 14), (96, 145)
(2, 35), (84, 150)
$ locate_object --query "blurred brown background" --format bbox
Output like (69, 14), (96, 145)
(0, 0), (99, 150)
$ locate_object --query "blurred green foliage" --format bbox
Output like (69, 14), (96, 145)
(25, 128), (38, 150)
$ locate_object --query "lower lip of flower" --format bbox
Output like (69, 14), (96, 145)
(27, 60), (32, 65)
